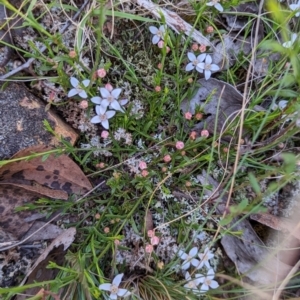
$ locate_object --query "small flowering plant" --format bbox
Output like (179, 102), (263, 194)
(68, 77), (90, 98)
(149, 25), (167, 44)
(99, 273), (131, 299)
(206, 0), (224, 12)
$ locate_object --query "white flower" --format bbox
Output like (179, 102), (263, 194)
(90, 105), (115, 129)
(149, 25), (166, 44)
(198, 269), (219, 293)
(206, 0), (224, 12)
(186, 52), (206, 72)
(100, 87), (125, 112)
(99, 273), (130, 300)
(271, 100), (288, 111)
(283, 33), (297, 48)
(178, 247), (200, 270)
(184, 271), (203, 294)
(196, 55), (220, 80)
(195, 247), (214, 269)
(68, 77), (90, 98)
(289, 0), (300, 17)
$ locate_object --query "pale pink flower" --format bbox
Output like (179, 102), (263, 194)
(195, 112), (203, 120)
(145, 244), (153, 253)
(158, 40), (164, 48)
(139, 161), (147, 170)
(184, 112), (192, 120)
(96, 162), (105, 168)
(96, 68), (106, 78)
(163, 154), (171, 163)
(79, 100), (88, 109)
(201, 130), (209, 138)
(101, 130), (109, 139)
(151, 236), (160, 245)
(141, 170), (149, 177)
(191, 43), (199, 51)
(104, 227), (110, 233)
(176, 141), (185, 150)
(157, 63), (163, 69)
(69, 50), (76, 58)
(166, 46), (171, 53)
(147, 230), (155, 238)
(155, 86), (161, 92)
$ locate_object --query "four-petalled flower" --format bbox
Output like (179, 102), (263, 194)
(99, 273), (130, 299)
(198, 269), (219, 293)
(206, 0), (224, 12)
(90, 105), (116, 129)
(100, 87), (126, 112)
(184, 271), (203, 294)
(186, 52), (206, 72)
(196, 247), (214, 269)
(196, 54), (220, 80)
(178, 247), (200, 270)
(289, 0), (300, 17)
(149, 25), (167, 44)
(68, 77), (90, 98)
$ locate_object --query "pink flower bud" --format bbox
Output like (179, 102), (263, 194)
(139, 161), (147, 170)
(101, 130), (109, 139)
(175, 141), (184, 150)
(155, 86), (161, 92)
(158, 40), (164, 48)
(201, 129), (209, 138)
(79, 100), (88, 109)
(191, 43), (199, 51)
(190, 131), (197, 140)
(145, 244), (153, 253)
(151, 236), (160, 245)
(147, 230), (155, 238)
(141, 170), (149, 177)
(184, 112), (192, 120)
(105, 83), (113, 92)
(96, 68), (106, 78)
(199, 45), (207, 53)
(157, 63), (163, 69)
(206, 26), (214, 33)
(166, 46), (171, 53)
(163, 155), (171, 163)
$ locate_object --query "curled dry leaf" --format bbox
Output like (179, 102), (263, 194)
(0, 145), (92, 241)
(181, 78), (244, 137)
(197, 171), (292, 285)
(16, 228), (76, 300)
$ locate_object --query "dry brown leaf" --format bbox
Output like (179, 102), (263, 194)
(145, 210), (154, 233)
(0, 145), (92, 241)
(16, 228), (76, 300)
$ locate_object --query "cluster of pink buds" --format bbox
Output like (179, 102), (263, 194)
(145, 230), (160, 253)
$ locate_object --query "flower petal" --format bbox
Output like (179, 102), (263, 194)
(178, 250), (188, 260)
(210, 64), (220, 71)
(200, 283), (209, 293)
(91, 96), (102, 105)
(207, 268), (215, 279)
(210, 280), (219, 289)
(119, 99), (128, 106)
(111, 88), (122, 99)
(106, 110), (116, 119)
(205, 54), (212, 64)
(90, 115), (101, 124)
(152, 35), (160, 44)
(78, 90), (88, 98)
(101, 119), (109, 129)
(68, 88), (78, 97)
(291, 33), (297, 43)
(189, 247), (198, 257)
(149, 26), (158, 34)
(95, 105), (102, 115)
(215, 3), (224, 11)
(191, 258), (200, 267)
(187, 52), (196, 62)
(185, 271), (192, 281)
(196, 66), (204, 73)
(82, 79), (90, 87)
(110, 100), (124, 112)
(185, 63), (195, 71)
(159, 25), (166, 33)
(117, 288), (130, 297)
(204, 70), (212, 80)
(101, 99), (109, 107)
(197, 53), (207, 62)
(197, 62), (205, 70)
(100, 87), (110, 98)
(99, 283), (112, 291)
(278, 100), (288, 110)
(70, 77), (79, 88)
(289, 3), (300, 11)
(109, 294), (117, 300)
